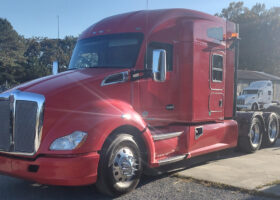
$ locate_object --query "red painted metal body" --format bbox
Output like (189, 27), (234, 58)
(0, 9), (239, 186)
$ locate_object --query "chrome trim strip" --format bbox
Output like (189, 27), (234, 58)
(158, 154), (187, 166)
(0, 90), (45, 156)
(101, 71), (129, 86)
(152, 131), (184, 141)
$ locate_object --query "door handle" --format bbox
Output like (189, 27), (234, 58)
(219, 99), (223, 107)
(166, 104), (174, 110)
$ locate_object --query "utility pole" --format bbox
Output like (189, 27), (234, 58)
(57, 15), (60, 40)
(52, 15), (60, 75)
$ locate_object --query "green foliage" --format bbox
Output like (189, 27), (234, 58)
(0, 18), (77, 85)
(0, 18), (26, 84)
(216, 2), (280, 76)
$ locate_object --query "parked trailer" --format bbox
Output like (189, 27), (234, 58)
(0, 9), (279, 196)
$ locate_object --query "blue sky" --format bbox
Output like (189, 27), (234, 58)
(0, 0), (279, 38)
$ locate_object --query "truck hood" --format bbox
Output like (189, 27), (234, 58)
(238, 94), (257, 103)
(14, 68), (125, 97)
(11, 68), (132, 128)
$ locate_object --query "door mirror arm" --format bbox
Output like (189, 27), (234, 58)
(130, 49), (167, 82)
(130, 69), (153, 81)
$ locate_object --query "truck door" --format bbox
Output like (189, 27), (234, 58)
(136, 42), (177, 126)
(209, 52), (225, 120)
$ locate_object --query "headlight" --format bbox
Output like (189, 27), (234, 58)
(50, 131), (87, 150)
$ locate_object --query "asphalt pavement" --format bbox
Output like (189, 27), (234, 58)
(0, 174), (275, 200)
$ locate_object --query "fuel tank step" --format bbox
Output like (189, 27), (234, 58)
(158, 154), (188, 166)
(151, 131), (183, 141)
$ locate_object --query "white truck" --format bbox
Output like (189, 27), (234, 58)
(237, 80), (273, 110)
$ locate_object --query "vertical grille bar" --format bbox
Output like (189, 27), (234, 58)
(14, 101), (38, 153)
(0, 100), (11, 151)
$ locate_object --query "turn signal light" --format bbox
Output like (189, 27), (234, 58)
(223, 32), (239, 40)
(231, 33), (239, 38)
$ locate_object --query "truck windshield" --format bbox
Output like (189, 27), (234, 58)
(68, 33), (144, 70)
(243, 90), (258, 95)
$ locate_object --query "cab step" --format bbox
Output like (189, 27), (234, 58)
(152, 131), (183, 141)
(158, 154), (188, 166)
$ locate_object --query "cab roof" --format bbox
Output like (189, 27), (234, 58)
(79, 8), (225, 40)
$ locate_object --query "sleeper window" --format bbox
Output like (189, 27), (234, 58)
(212, 54), (223, 82)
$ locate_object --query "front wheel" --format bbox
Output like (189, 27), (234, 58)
(96, 133), (143, 196)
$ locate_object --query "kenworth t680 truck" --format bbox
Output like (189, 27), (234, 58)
(0, 9), (279, 196)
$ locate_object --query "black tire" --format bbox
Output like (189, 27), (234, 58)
(251, 103), (258, 111)
(238, 117), (263, 153)
(263, 113), (279, 146)
(96, 133), (143, 197)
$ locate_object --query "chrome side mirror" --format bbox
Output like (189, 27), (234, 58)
(152, 49), (167, 82)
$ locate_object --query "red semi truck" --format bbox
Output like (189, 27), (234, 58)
(0, 9), (279, 196)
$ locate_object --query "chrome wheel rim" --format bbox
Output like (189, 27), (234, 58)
(268, 119), (277, 142)
(112, 147), (138, 186)
(250, 123), (261, 148)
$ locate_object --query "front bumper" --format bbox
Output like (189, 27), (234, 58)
(237, 105), (251, 110)
(0, 152), (99, 186)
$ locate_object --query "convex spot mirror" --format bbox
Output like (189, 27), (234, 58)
(152, 49), (167, 82)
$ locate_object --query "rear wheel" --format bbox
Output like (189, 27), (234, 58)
(238, 117), (263, 153)
(96, 133), (143, 196)
(263, 113), (279, 146)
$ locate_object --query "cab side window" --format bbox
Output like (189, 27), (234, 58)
(146, 42), (173, 71)
(212, 54), (223, 82)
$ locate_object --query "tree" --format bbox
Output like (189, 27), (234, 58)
(0, 18), (26, 84)
(216, 2), (280, 76)
(0, 18), (77, 86)
(57, 36), (77, 71)
(22, 38), (49, 82)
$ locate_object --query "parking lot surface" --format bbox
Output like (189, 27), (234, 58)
(177, 140), (280, 197)
(0, 175), (275, 200)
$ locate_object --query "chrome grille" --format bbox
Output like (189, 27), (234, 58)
(0, 90), (45, 155)
(237, 99), (245, 105)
